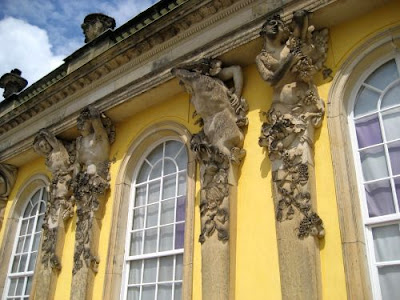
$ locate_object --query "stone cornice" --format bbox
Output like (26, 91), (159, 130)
(0, 0), (335, 162)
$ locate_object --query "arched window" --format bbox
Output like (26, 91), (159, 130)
(121, 139), (188, 300)
(350, 56), (400, 299)
(3, 186), (47, 299)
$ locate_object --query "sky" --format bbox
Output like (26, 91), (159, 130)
(0, 0), (158, 101)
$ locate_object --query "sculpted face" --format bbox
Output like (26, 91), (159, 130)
(78, 119), (92, 136)
(37, 138), (52, 155)
(265, 19), (284, 39)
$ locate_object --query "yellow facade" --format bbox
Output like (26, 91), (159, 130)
(1, 0), (400, 299)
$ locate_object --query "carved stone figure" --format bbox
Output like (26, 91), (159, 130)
(33, 129), (74, 269)
(72, 105), (115, 275)
(256, 11), (329, 299)
(81, 13), (116, 43)
(0, 69), (28, 98)
(256, 11), (328, 238)
(172, 58), (247, 300)
(0, 164), (18, 230)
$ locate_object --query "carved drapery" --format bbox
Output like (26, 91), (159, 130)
(0, 163), (17, 230)
(256, 11), (328, 299)
(172, 58), (248, 300)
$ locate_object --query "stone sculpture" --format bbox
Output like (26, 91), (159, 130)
(255, 10), (329, 299)
(172, 58), (247, 300)
(72, 105), (115, 274)
(0, 164), (18, 230)
(0, 69), (28, 99)
(81, 13), (116, 43)
(33, 129), (74, 269)
(256, 11), (327, 238)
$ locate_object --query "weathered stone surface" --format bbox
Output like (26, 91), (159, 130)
(81, 13), (116, 43)
(256, 10), (329, 299)
(172, 58), (248, 300)
(0, 69), (28, 98)
(0, 163), (17, 230)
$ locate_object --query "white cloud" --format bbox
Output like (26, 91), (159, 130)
(0, 17), (64, 100)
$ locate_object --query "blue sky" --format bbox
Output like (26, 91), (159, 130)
(0, 0), (158, 100)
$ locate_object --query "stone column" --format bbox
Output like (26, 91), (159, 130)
(256, 11), (329, 300)
(172, 59), (248, 300)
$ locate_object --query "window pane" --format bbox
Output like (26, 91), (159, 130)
(150, 162), (162, 180)
(146, 204), (159, 228)
(360, 146), (388, 181)
(142, 285), (156, 299)
(25, 276), (32, 295)
(160, 225), (173, 252)
(8, 278), (17, 296)
(16, 237), (24, 254)
(175, 254), (183, 280)
(372, 224), (400, 262)
(355, 115), (382, 148)
(365, 60), (399, 90)
(162, 175), (176, 200)
(165, 141), (183, 159)
(383, 108), (400, 141)
(28, 252), (37, 271)
(23, 236), (31, 252)
(176, 148), (188, 171)
(395, 178), (400, 208)
(378, 265), (400, 300)
(382, 82), (400, 109)
(161, 199), (175, 225)
(176, 197), (185, 222)
(128, 260), (142, 284)
(159, 256), (174, 282)
(11, 255), (20, 272)
(19, 254), (28, 272)
(158, 284), (172, 299)
(134, 186), (146, 207)
(132, 207), (145, 230)
(147, 144), (163, 165)
(137, 161), (151, 183)
(20, 219), (28, 235)
(164, 160), (176, 175)
(33, 233), (41, 251)
(174, 283), (182, 300)
(178, 173), (186, 196)
(16, 278), (24, 296)
(127, 287), (140, 300)
(148, 181), (161, 204)
(144, 229), (157, 254)
(365, 180), (395, 217)
(388, 141), (400, 175)
(143, 258), (157, 283)
(130, 232), (143, 256)
(354, 87), (380, 117)
(175, 223), (185, 249)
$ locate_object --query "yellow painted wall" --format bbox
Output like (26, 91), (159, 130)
(1, 1), (400, 299)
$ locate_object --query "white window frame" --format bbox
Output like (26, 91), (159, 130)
(348, 53), (400, 300)
(2, 186), (47, 300)
(120, 137), (188, 300)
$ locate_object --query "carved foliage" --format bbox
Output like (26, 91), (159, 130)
(172, 58), (247, 243)
(256, 11), (328, 239)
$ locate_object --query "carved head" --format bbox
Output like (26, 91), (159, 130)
(33, 129), (53, 156)
(261, 14), (289, 42)
(77, 107), (94, 136)
(81, 13), (116, 43)
(171, 68), (199, 94)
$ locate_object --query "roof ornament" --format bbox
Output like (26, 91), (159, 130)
(81, 13), (116, 43)
(0, 69), (28, 99)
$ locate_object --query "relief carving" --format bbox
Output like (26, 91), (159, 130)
(0, 163), (18, 230)
(33, 129), (74, 269)
(72, 106), (115, 274)
(256, 11), (328, 239)
(172, 58), (248, 243)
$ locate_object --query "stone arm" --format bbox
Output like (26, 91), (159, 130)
(217, 65), (243, 99)
(41, 130), (62, 152)
(256, 51), (295, 86)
